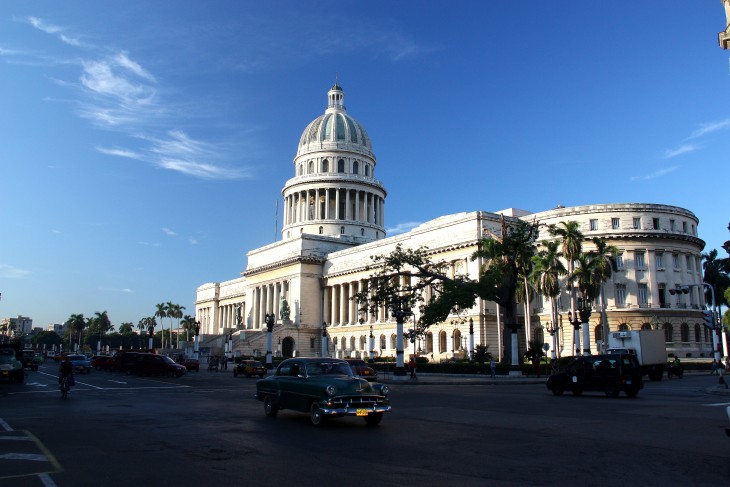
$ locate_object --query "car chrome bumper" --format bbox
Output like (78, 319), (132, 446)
(320, 405), (391, 416)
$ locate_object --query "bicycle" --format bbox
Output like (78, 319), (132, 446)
(60, 375), (70, 399)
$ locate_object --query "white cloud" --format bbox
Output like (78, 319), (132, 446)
(28, 16), (62, 35)
(188, 237), (199, 245)
(663, 144), (698, 159)
(96, 146), (142, 159)
(161, 228), (177, 236)
(386, 221), (423, 235)
(629, 166), (679, 182)
(0, 264), (30, 279)
(687, 119), (730, 139)
(114, 52), (155, 82)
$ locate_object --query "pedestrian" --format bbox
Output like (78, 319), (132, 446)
(221, 355), (228, 370)
(490, 358), (496, 379)
(711, 359), (719, 375)
(408, 357), (416, 379)
(725, 357), (730, 372)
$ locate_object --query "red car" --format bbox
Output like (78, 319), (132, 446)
(346, 359), (377, 381)
(177, 357), (200, 372)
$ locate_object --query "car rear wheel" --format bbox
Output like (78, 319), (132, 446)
(364, 413), (382, 426)
(625, 387), (639, 398)
(571, 388), (582, 396)
(263, 395), (278, 417)
(605, 384), (619, 398)
(310, 403), (326, 426)
(550, 385), (564, 396)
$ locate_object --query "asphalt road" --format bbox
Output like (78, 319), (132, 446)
(1, 363), (729, 487)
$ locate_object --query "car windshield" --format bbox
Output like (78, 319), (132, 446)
(250, 361), (263, 367)
(306, 361), (352, 377)
(0, 350), (14, 364)
(162, 356), (175, 364)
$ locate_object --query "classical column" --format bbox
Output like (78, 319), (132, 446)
(339, 284), (347, 325)
(335, 189), (340, 220)
(330, 285), (337, 326)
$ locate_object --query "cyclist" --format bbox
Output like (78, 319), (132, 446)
(59, 357), (74, 390)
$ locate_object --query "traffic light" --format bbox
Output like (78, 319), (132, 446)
(668, 286), (689, 296)
(702, 310), (714, 329)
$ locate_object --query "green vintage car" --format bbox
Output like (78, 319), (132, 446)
(255, 357), (391, 426)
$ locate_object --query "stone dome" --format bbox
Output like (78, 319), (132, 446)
(297, 85), (373, 157)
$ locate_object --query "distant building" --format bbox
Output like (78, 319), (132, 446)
(195, 85), (710, 361)
(1, 315), (33, 336)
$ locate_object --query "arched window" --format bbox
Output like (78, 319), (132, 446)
(308, 160), (314, 173)
(390, 334), (397, 350)
(453, 329), (462, 351)
(353, 161), (359, 174)
(350, 336), (356, 351)
(380, 335), (386, 350)
(340, 226), (345, 235)
(694, 324), (701, 343)
(360, 336), (366, 350)
(618, 323), (630, 331)
(340, 337), (346, 350)
(365, 165), (370, 177)
(439, 331), (447, 353)
(338, 159), (345, 173)
(318, 226), (323, 234)
(322, 159), (329, 172)
(297, 164), (303, 176)
(594, 325), (602, 344)
(640, 323), (652, 330)
(680, 323), (689, 342)
(425, 333), (433, 353)
(360, 228), (364, 236)
(662, 323), (673, 342)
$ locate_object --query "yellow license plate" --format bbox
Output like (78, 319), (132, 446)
(356, 409), (369, 416)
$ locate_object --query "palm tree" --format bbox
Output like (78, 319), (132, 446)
(155, 303), (168, 348)
(180, 315), (195, 342)
(549, 220), (584, 354)
(532, 239), (567, 358)
(65, 314), (86, 351)
(166, 301), (177, 350)
(572, 252), (602, 355)
(168, 303), (186, 349)
(589, 238), (619, 352)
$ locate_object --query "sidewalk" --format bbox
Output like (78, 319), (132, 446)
(379, 372), (545, 386)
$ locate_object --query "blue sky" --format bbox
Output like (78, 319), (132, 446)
(2, 1), (729, 329)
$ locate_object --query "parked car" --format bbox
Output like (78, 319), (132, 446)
(107, 351), (144, 373)
(255, 357), (391, 426)
(65, 354), (92, 374)
(129, 353), (187, 377)
(177, 357), (200, 372)
(233, 360), (267, 378)
(0, 345), (24, 383)
(345, 359), (377, 381)
(546, 353), (643, 398)
(90, 355), (112, 370)
(21, 350), (41, 371)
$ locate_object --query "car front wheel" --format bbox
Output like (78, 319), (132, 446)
(310, 403), (326, 426)
(264, 395), (278, 417)
(550, 385), (564, 396)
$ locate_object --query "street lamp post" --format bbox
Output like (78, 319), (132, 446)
(469, 318), (475, 360)
(369, 325), (375, 362)
(193, 320), (200, 360)
(321, 322), (328, 358)
(265, 314), (275, 369)
(545, 320), (558, 361)
(578, 297), (592, 356)
(393, 300), (409, 378)
(147, 324), (155, 350)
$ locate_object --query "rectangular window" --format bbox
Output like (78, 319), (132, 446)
(672, 253), (680, 270)
(653, 217), (660, 230)
(635, 251), (645, 269)
(686, 255), (692, 271)
(633, 217), (641, 229)
(682, 221), (687, 233)
(670, 219), (675, 231)
(615, 253), (624, 269)
(638, 283), (649, 307)
(615, 283), (627, 307)
(589, 219), (598, 231)
(655, 252), (664, 270)
(611, 217), (620, 230)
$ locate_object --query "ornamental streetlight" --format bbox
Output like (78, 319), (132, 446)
(147, 323), (155, 350)
(577, 297), (593, 356)
(193, 320), (200, 360)
(265, 314), (275, 369)
(545, 320), (559, 361)
(392, 299), (410, 378)
(369, 325), (375, 362)
(321, 321), (328, 357)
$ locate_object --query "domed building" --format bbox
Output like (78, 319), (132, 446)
(194, 84), (713, 366)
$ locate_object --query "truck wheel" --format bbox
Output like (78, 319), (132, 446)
(605, 384), (619, 398)
(551, 385), (564, 396)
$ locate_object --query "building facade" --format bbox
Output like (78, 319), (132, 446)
(195, 85), (711, 361)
